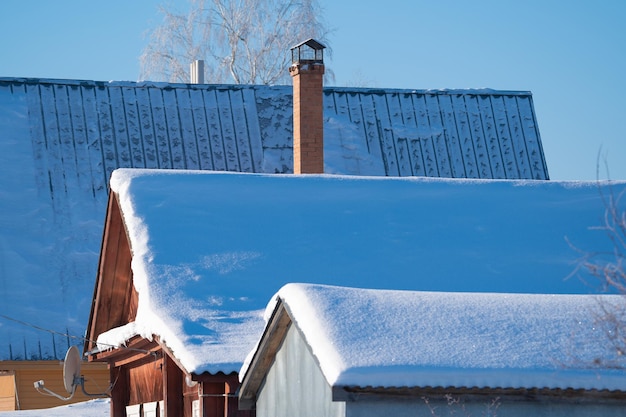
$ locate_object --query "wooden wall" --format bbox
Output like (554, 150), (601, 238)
(195, 373), (254, 417)
(0, 371), (16, 410)
(183, 379), (197, 417)
(128, 354), (164, 405)
(0, 360), (109, 411)
(86, 193), (138, 355)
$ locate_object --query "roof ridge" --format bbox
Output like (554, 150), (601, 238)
(0, 77), (532, 95)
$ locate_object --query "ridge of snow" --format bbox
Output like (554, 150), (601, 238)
(97, 169), (626, 374)
(267, 283), (626, 391)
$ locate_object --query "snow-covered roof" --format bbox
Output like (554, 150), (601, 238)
(94, 169), (625, 375)
(0, 76), (549, 360)
(242, 283), (626, 392)
(0, 77), (548, 181)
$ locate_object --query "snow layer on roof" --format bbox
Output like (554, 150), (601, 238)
(0, 78), (549, 359)
(0, 77), (548, 181)
(98, 168), (626, 374)
(265, 283), (626, 391)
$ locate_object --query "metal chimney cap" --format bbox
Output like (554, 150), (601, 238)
(291, 39), (326, 65)
(291, 38), (326, 51)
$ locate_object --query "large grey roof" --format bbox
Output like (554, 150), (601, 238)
(1, 77), (548, 194)
(0, 77), (548, 360)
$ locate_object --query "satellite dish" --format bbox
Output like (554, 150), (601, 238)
(34, 345), (111, 400)
(63, 345), (81, 394)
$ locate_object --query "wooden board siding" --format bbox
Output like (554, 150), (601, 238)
(128, 354), (164, 405)
(0, 361), (109, 411)
(87, 192), (137, 353)
(164, 354), (184, 417)
(193, 373), (252, 417)
(183, 377), (197, 417)
(94, 338), (162, 417)
(0, 372), (16, 411)
(98, 344), (250, 417)
(110, 363), (128, 417)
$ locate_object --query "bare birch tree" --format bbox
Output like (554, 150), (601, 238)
(567, 158), (626, 368)
(140, 0), (330, 84)
(582, 189), (626, 294)
(577, 184), (626, 365)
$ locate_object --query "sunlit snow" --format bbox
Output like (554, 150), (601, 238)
(1, 399), (109, 417)
(96, 168), (626, 375)
(247, 283), (626, 391)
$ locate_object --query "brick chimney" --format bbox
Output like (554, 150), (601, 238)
(289, 39), (326, 174)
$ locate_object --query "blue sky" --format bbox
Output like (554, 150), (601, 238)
(1, 0), (624, 180)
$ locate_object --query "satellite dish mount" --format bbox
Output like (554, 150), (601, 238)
(34, 345), (110, 400)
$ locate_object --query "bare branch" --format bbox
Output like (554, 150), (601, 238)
(570, 161), (626, 367)
(140, 0), (331, 84)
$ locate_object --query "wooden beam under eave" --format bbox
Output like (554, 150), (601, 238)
(90, 336), (159, 366)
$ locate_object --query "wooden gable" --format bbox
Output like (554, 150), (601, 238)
(85, 190), (253, 417)
(86, 191), (137, 354)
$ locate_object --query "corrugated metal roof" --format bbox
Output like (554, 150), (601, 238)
(1, 78), (548, 203)
(323, 87), (547, 179)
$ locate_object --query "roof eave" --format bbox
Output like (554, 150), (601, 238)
(332, 384), (626, 403)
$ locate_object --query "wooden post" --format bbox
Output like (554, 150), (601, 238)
(201, 381), (226, 417)
(163, 355), (183, 417)
(225, 375), (253, 417)
(110, 365), (128, 417)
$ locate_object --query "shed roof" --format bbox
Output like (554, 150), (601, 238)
(93, 169), (625, 375)
(241, 283), (626, 395)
